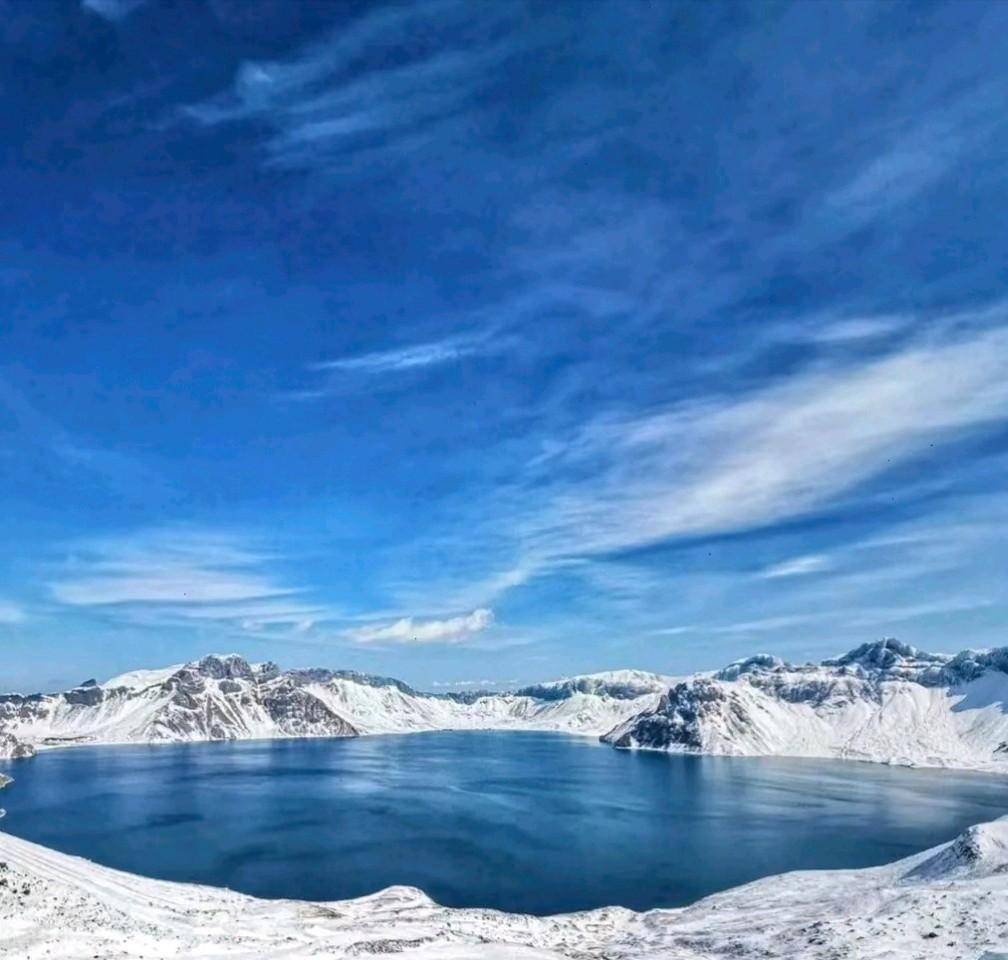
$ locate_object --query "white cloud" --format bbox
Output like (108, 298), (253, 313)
(348, 608), (493, 645)
(314, 334), (492, 376)
(49, 529), (311, 626)
(182, 1), (525, 173)
(800, 314), (911, 344)
(759, 555), (831, 579)
(523, 322), (1008, 559)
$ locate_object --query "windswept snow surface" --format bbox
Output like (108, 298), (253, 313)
(100, 664), (185, 691)
(2, 811), (1008, 958)
(602, 639), (1008, 771)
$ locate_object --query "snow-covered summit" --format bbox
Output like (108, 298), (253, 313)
(0, 654), (663, 750)
(602, 639), (1008, 770)
(9, 641), (1008, 772)
(514, 669), (675, 701)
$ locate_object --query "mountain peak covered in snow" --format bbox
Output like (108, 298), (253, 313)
(603, 639), (1008, 771)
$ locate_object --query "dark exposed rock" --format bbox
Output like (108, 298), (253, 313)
(602, 679), (735, 750)
(260, 679), (358, 738)
(0, 731), (36, 759)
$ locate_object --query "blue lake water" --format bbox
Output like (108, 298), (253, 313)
(2, 731), (1007, 914)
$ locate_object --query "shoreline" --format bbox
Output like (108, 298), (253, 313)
(7, 722), (1008, 777)
(2, 811), (1007, 958)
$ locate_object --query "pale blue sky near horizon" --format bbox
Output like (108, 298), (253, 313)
(2, 0), (1008, 692)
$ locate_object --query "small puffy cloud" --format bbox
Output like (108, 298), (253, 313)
(348, 608), (494, 645)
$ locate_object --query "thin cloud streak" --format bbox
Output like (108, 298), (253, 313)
(347, 608), (494, 646)
(46, 528), (341, 640)
(314, 334), (495, 376)
(759, 555), (832, 579)
(182, 0), (529, 173)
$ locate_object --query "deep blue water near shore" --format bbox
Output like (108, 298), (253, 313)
(2, 731), (1006, 914)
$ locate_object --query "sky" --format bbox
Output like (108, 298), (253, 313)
(2, 0), (1008, 692)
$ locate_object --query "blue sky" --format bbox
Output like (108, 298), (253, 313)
(2, 0), (1008, 692)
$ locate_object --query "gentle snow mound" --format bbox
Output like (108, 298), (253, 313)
(905, 818), (1008, 880)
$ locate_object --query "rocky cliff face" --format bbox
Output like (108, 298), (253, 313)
(0, 732), (35, 760)
(601, 639), (1008, 770)
(0, 655), (361, 747)
(0, 656), (659, 749)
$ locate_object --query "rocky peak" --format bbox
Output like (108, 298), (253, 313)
(191, 654), (255, 681)
(0, 731), (36, 759)
(823, 638), (943, 672)
(253, 661), (281, 682)
(715, 654), (786, 681)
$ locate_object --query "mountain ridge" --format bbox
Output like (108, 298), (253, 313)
(0, 653), (669, 750)
(4, 639), (1008, 772)
(602, 638), (1008, 770)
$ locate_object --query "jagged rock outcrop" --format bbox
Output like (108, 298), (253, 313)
(0, 658), (661, 750)
(0, 732), (35, 760)
(602, 639), (1008, 770)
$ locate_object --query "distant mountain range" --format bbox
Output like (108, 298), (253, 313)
(3, 639), (1008, 771)
(0, 654), (670, 757)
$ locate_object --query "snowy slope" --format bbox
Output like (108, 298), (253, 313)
(2, 802), (1007, 958)
(9, 639), (1008, 771)
(0, 654), (662, 750)
(603, 639), (1008, 771)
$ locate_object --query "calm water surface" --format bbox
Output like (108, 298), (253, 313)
(2, 731), (1006, 914)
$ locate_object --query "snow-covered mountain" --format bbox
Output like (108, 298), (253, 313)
(7, 639), (1008, 772)
(0, 655), (667, 750)
(602, 639), (1008, 770)
(0, 731), (35, 760)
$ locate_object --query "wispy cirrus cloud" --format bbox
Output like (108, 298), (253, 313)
(182, 0), (529, 173)
(48, 528), (336, 638)
(347, 607), (493, 646)
(51, 529), (291, 606)
(759, 555), (832, 579)
(666, 597), (996, 642)
(314, 332), (497, 376)
(521, 319), (1008, 561)
(283, 330), (504, 400)
(379, 312), (1008, 619)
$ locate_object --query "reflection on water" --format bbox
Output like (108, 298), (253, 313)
(2, 731), (1006, 914)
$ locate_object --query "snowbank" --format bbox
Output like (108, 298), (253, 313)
(2, 817), (1007, 958)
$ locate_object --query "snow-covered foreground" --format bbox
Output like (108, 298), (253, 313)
(2, 812), (1008, 959)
